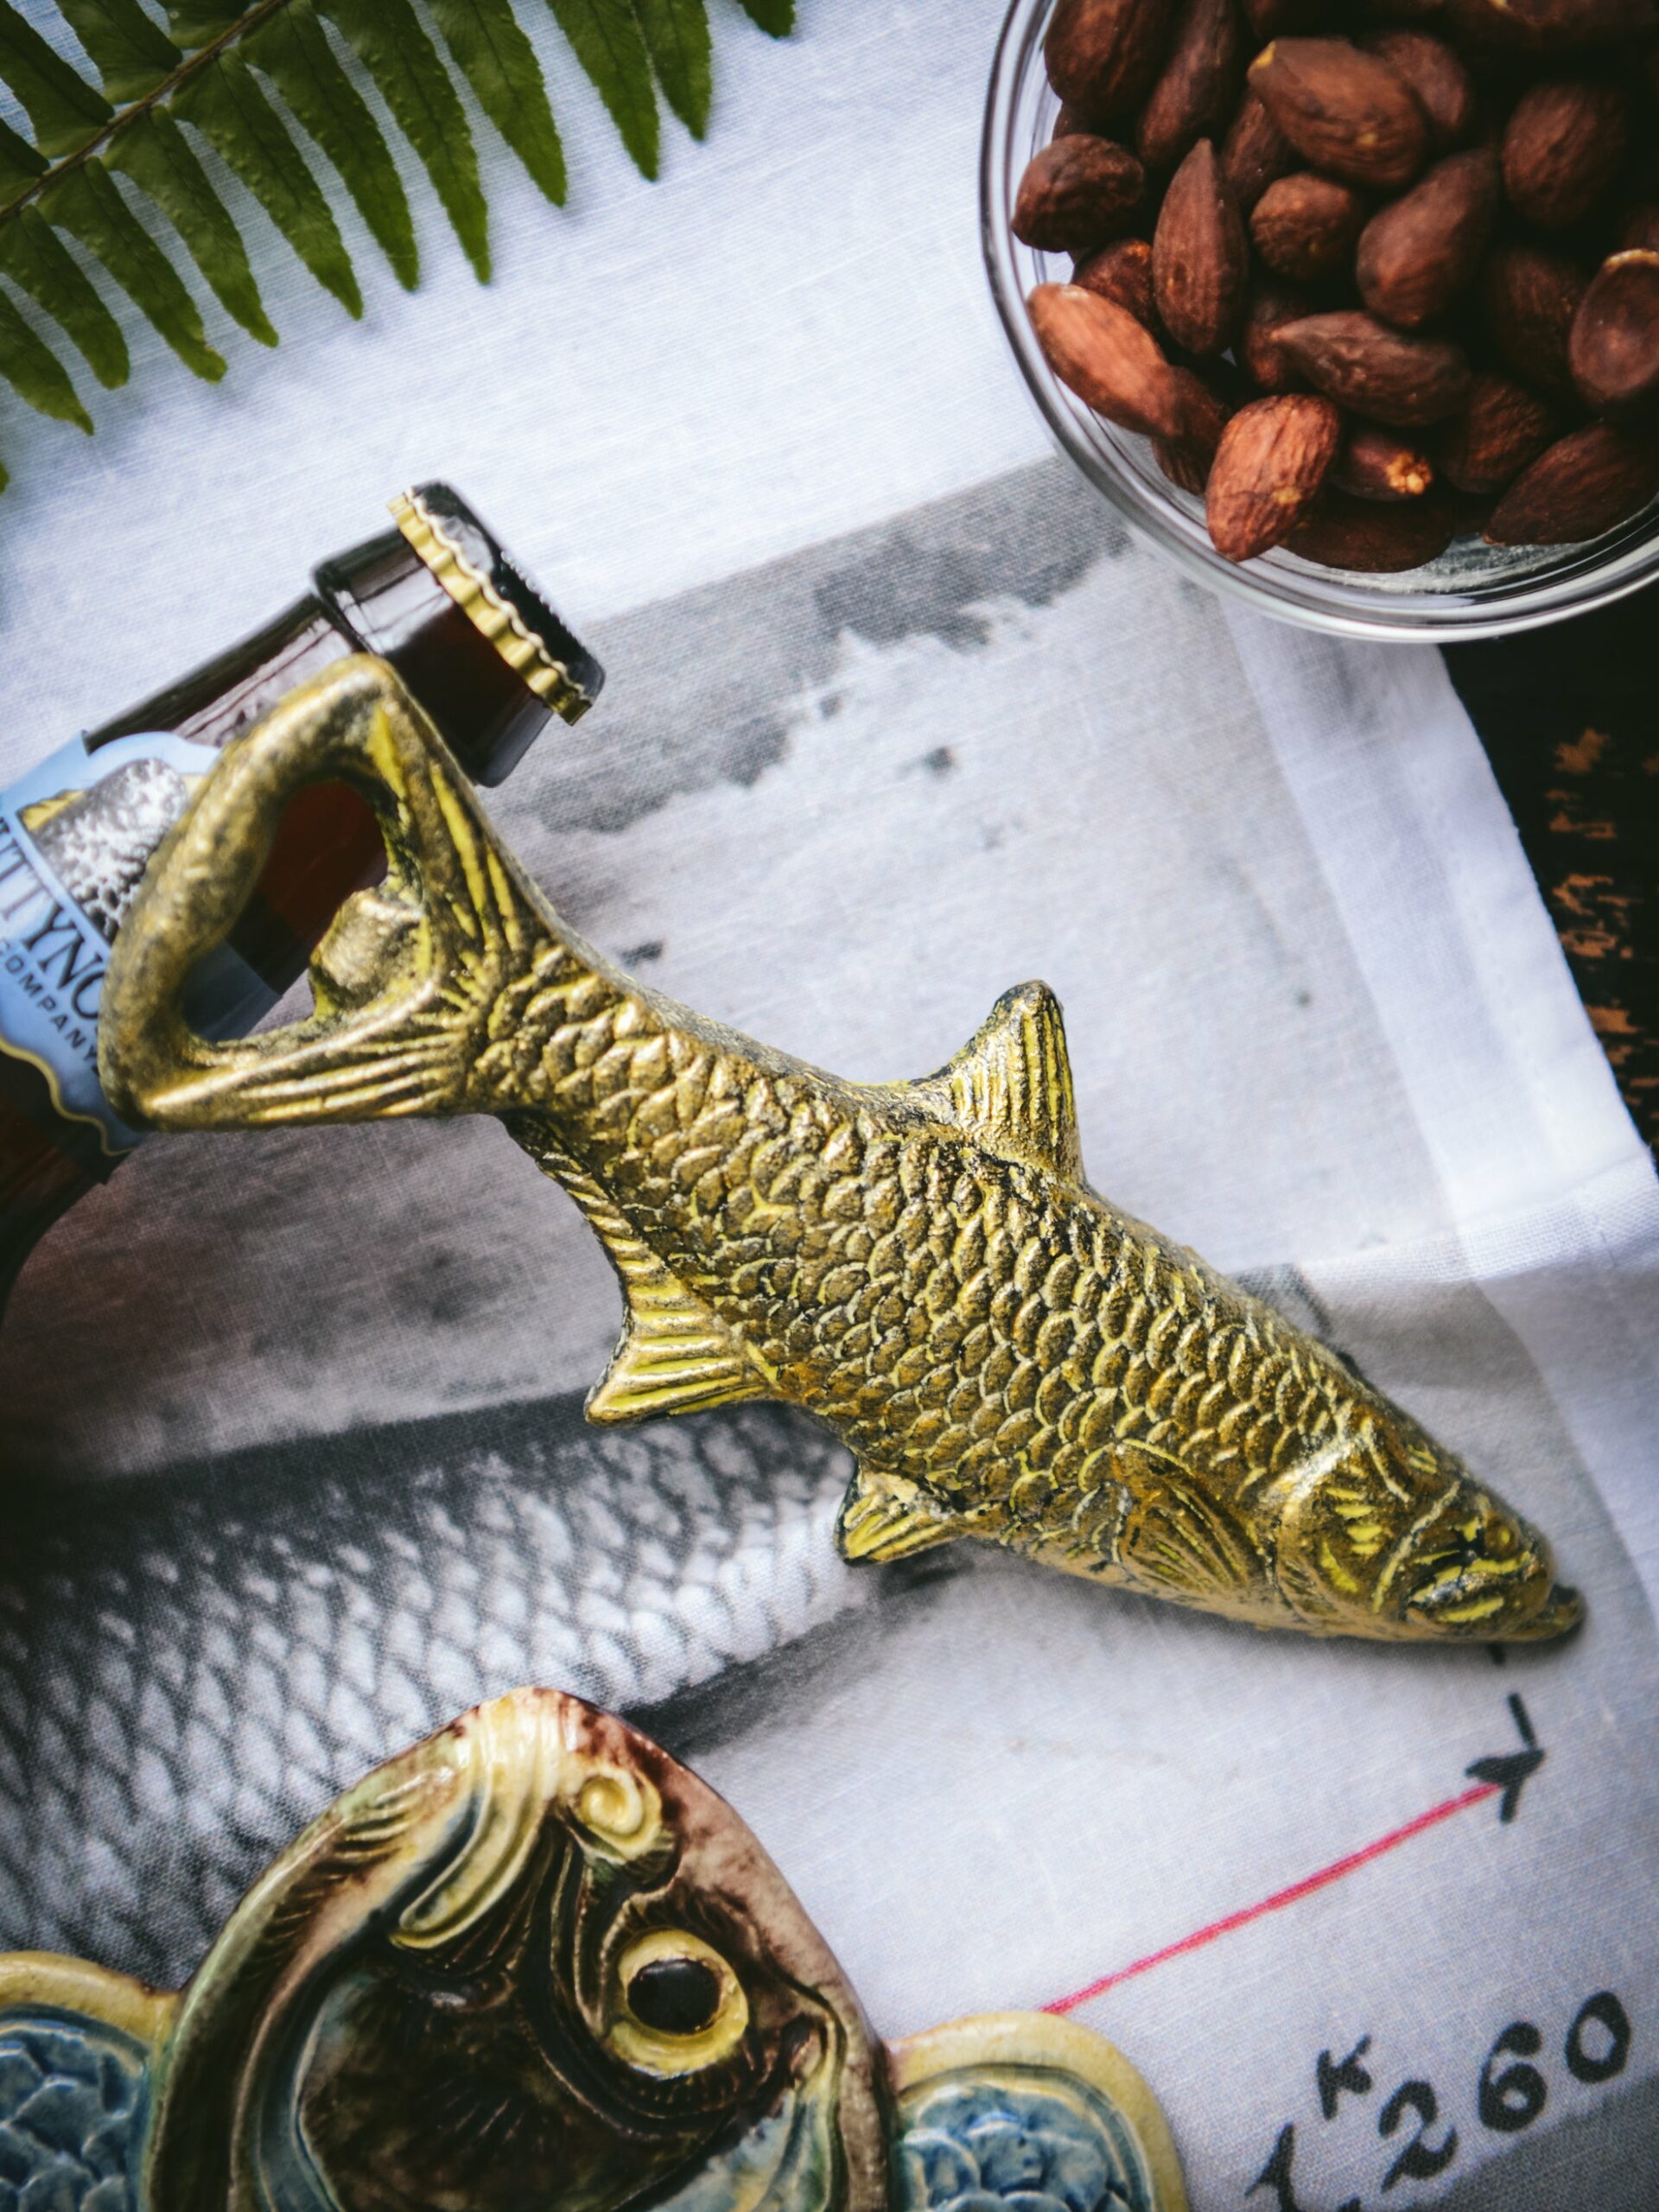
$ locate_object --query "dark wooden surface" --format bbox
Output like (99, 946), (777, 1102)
(1446, 591), (1658, 1154)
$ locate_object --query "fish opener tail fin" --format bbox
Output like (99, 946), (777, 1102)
(101, 655), (561, 1135)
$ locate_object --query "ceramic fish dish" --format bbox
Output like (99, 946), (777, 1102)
(103, 658), (1582, 1646)
(0, 1687), (1186, 2212)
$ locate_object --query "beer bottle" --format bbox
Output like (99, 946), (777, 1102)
(0, 483), (602, 1323)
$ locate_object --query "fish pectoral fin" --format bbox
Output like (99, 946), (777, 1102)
(509, 1128), (771, 1424)
(836, 1468), (958, 1563)
(911, 982), (1084, 1182)
(588, 1275), (770, 1424)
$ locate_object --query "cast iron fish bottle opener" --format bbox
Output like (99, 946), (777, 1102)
(102, 657), (1583, 1646)
(0, 1686), (1188, 2212)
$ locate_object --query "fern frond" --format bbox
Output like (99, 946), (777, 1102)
(0, 0), (807, 490)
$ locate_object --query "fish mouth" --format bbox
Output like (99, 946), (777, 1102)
(1486, 1580), (1585, 1643)
(1400, 1514), (1585, 1644)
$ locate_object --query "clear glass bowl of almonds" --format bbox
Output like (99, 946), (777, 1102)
(982, 0), (1659, 640)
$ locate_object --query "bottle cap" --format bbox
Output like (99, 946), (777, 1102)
(389, 484), (604, 728)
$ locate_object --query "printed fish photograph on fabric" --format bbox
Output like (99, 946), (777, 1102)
(3, 461), (1656, 2212)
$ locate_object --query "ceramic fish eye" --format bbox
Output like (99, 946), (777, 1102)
(0, 1689), (1186, 2212)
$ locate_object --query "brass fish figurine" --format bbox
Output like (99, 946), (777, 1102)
(102, 657), (1582, 1646)
(0, 1687), (1187, 2212)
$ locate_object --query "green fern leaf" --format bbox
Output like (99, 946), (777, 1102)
(315, 0), (489, 279)
(0, 0), (111, 157)
(0, 286), (91, 427)
(0, 201), (127, 383)
(56, 0), (180, 105)
(425, 0), (565, 207)
(172, 46), (362, 315)
(41, 158), (226, 376)
(544, 0), (658, 178)
(244, 0), (417, 286)
(634, 0), (709, 137)
(108, 107), (277, 343)
(0, 116), (48, 204)
(165, 0), (250, 52)
(732, 0), (791, 34)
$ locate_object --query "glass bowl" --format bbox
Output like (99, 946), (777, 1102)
(981, 0), (1659, 641)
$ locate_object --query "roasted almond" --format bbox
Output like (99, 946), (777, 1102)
(1046, 0), (1179, 118)
(1205, 391), (1343, 556)
(1014, 136), (1147, 251)
(1288, 492), (1458, 568)
(1153, 365), (1236, 489)
(1356, 147), (1497, 329)
(1249, 37), (1429, 191)
(1241, 277), (1314, 389)
(1250, 171), (1367, 281)
(1153, 137), (1249, 352)
(1332, 421), (1436, 499)
(1482, 239), (1587, 399)
(1617, 203), (1659, 255)
(1445, 0), (1657, 56)
(1136, 0), (1243, 171)
(1358, 29), (1477, 151)
(1501, 79), (1630, 232)
(1569, 250), (1659, 416)
(1219, 90), (1298, 208)
(1484, 420), (1659, 542)
(1072, 236), (1159, 327)
(1027, 282), (1188, 435)
(1438, 372), (1558, 492)
(1277, 308), (1471, 422)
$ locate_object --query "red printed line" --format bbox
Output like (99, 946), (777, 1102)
(1045, 1781), (1500, 2017)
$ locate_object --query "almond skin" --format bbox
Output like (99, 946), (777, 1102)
(1250, 172), (1367, 281)
(1205, 391), (1342, 556)
(1289, 493), (1458, 569)
(1219, 90), (1297, 207)
(1072, 236), (1159, 327)
(1241, 277), (1313, 390)
(1014, 136), (1147, 251)
(1356, 148), (1497, 329)
(1569, 251), (1659, 416)
(1446, 0), (1658, 56)
(1153, 365), (1235, 490)
(1136, 0), (1243, 171)
(1358, 29), (1476, 151)
(1484, 421), (1659, 542)
(1027, 282), (1188, 435)
(1438, 372), (1558, 493)
(1277, 309), (1472, 423)
(1332, 422), (1436, 499)
(1153, 137), (1248, 353)
(1482, 240), (1587, 399)
(1617, 204), (1659, 255)
(1502, 79), (1630, 231)
(1249, 37), (1429, 191)
(1046, 0), (1179, 118)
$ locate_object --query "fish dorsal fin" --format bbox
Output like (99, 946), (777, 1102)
(914, 982), (1084, 1180)
(510, 1125), (771, 1424)
(836, 1465), (958, 1563)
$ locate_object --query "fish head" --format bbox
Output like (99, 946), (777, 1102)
(100, 656), (551, 1135)
(1270, 1406), (1583, 1644)
(144, 1688), (887, 2212)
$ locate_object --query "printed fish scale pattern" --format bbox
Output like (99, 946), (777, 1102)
(0, 1399), (865, 1988)
(0, 2024), (143, 2212)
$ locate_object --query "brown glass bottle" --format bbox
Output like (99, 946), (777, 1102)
(0, 483), (602, 1323)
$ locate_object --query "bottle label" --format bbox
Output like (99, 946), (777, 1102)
(0, 732), (269, 1160)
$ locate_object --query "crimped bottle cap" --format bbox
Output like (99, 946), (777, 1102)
(390, 484), (603, 727)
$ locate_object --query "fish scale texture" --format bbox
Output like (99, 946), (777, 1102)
(489, 952), (1371, 1614)
(0, 2022), (143, 2212)
(0, 1396), (864, 1987)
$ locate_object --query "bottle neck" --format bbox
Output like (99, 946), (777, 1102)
(85, 525), (553, 785)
